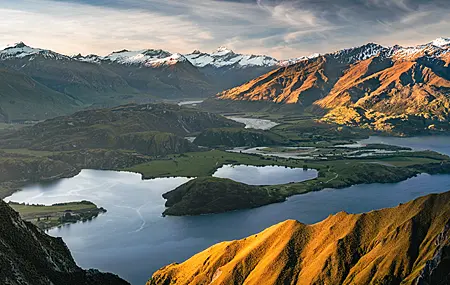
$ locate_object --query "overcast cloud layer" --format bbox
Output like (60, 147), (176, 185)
(0, 0), (449, 58)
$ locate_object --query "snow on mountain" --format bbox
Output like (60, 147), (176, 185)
(0, 42), (68, 60)
(72, 53), (101, 63)
(326, 37), (449, 63)
(101, 49), (187, 67)
(431, 37), (450, 47)
(71, 49), (188, 67)
(279, 53), (321, 67)
(185, 47), (279, 68)
(330, 43), (393, 63)
(1, 37), (449, 68)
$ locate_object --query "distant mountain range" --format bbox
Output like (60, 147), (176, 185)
(0, 42), (304, 122)
(1, 38), (450, 132)
(150, 190), (450, 285)
(213, 37), (450, 134)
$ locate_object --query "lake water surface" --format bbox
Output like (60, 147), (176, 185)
(4, 136), (450, 284)
(226, 117), (279, 130)
(212, 165), (318, 185)
(359, 136), (450, 155)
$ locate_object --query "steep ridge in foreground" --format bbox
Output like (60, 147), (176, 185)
(0, 200), (129, 285)
(150, 191), (450, 285)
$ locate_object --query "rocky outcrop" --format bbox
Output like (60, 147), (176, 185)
(0, 200), (130, 285)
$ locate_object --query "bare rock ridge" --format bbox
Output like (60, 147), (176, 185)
(149, 190), (450, 285)
(0, 199), (130, 285)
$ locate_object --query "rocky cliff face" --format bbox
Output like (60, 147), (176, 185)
(0, 200), (130, 285)
(150, 191), (450, 285)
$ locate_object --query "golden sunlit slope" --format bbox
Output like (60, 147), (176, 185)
(315, 58), (450, 119)
(149, 191), (450, 285)
(214, 42), (450, 134)
(217, 56), (345, 106)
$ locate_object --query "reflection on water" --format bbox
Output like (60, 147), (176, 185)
(5, 170), (450, 284)
(212, 164), (318, 185)
(226, 117), (279, 130)
(359, 136), (450, 155)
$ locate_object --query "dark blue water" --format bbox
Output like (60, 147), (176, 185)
(4, 136), (450, 285)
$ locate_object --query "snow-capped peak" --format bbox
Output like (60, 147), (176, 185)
(330, 43), (391, 63)
(0, 42), (67, 60)
(100, 49), (186, 67)
(431, 37), (450, 47)
(216, 46), (233, 53)
(185, 47), (278, 68)
(7, 41), (28, 49)
(279, 53), (321, 66)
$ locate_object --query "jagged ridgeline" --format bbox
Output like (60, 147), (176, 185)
(207, 38), (450, 135)
(150, 191), (450, 285)
(0, 199), (129, 285)
(0, 43), (286, 122)
(0, 103), (242, 155)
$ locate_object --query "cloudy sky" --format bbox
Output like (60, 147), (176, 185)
(0, 0), (449, 59)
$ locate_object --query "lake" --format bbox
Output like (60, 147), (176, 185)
(212, 164), (318, 185)
(4, 136), (450, 284)
(359, 136), (450, 155)
(226, 117), (279, 130)
(177, 100), (204, 106)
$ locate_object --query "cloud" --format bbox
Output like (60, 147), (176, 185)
(0, 0), (448, 58)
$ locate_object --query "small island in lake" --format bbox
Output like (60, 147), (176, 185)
(8, 200), (106, 230)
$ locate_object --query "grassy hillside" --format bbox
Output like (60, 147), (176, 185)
(150, 191), (450, 285)
(193, 128), (290, 147)
(9, 201), (106, 230)
(134, 149), (450, 215)
(162, 177), (285, 216)
(0, 103), (241, 153)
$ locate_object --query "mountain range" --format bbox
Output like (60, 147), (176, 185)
(1, 38), (450, 135)
(150, 190), (450, 285)
(0, 42), (300, 122)
(213, 37), (450, 134)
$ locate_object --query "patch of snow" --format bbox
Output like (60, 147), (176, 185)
(278, 53), (321, 66)
(0, 42), (68, 60)
(431, 37), (450, 47)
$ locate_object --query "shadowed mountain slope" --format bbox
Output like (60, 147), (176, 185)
(0, 199), (130, 285)
(0, 103), (242, 154)
(0, 69), (79, 122)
